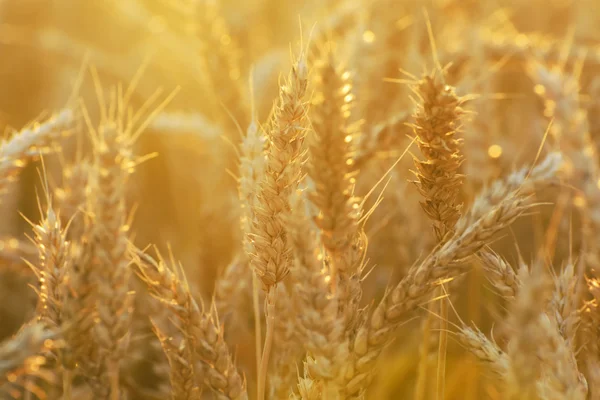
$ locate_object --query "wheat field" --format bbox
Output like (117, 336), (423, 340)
(0, 0), (599, 399)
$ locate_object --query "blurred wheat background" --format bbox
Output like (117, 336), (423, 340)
(1, 0), (600, 399)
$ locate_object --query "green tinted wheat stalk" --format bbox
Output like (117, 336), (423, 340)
(289, 191), (350, 398)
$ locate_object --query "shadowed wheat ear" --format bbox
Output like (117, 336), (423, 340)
(22, 162), (78, 397)
(170, 0), (249, 130)
(149, 319), (202, 400)
(529, 61), (600, 394)
(455, 324), (510, 380)
(215, 102), (266, 335)
(288, 47), (366, 398)
(505, 261), (586, 400)
(307, 47), (362, 293)
(133, 247), (248, 400)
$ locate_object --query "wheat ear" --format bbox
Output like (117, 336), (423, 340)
(88, 96), (135, 400)
(24, 185), (74, 397)
(410, 69), (466, 400)
(247, 51), (309, 399)
(343, 152), (562, 396)
(134, 249), (247, 400)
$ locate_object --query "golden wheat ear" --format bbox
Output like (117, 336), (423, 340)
(132, 247), (248, 400)
(246, 48), (310, 400)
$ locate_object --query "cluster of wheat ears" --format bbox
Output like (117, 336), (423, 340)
(2, 0), (600, 399)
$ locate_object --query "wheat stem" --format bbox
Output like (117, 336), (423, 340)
(253, 273), (262, 379)
(62, 369), (72, 400)
(108, 360), (120, 400)
(258, 291), (276, 400)
(436, 296), (448, 400)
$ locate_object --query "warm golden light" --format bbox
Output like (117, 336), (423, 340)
(488, 144), (503, 158)
(0, 1), (594, 399)
(362, 30), (376, 43)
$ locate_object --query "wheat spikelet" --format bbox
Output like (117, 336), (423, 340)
(459, 151), (563, 230)
(455, 325), (509, 379)
(54, 159), (90, 239)
(479, 250), (521, 300)
(2, 4), (600, 399)
(548, 262), (579, 348)
(214, 257), (252, 327)
(534, 313), (587, 400)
